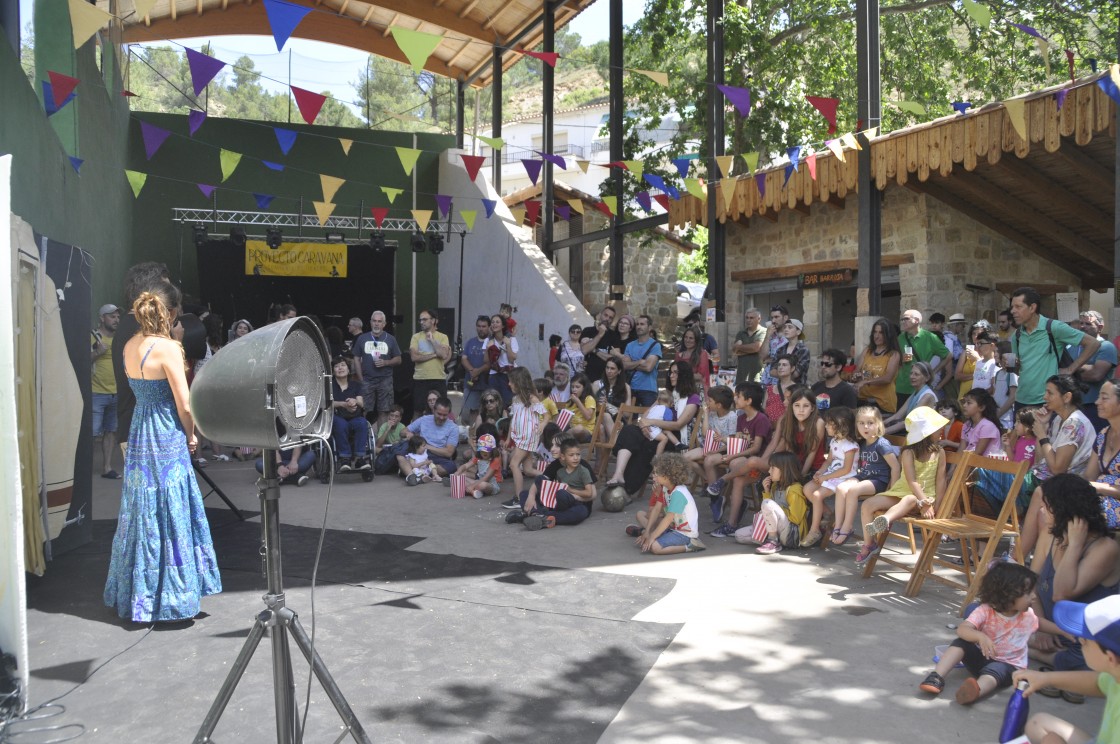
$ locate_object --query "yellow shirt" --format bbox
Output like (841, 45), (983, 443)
(91, 333), (115, 394)
(409, 330), (449, 380)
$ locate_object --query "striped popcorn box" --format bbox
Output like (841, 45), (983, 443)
(555, 408), (574, 431)
(704, 429), (722, 453)
(538, 479), (562, 509)
(725, 435), (747, 457)
(450, 474), (468, 499)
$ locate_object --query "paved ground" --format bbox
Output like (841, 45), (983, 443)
(16, 455), (1106, 743)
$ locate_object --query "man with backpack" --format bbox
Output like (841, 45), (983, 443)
(1008, 287), (1099, 411)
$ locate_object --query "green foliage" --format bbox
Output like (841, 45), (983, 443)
(19, 23), (34, 84)
(353, 56), (457, 131)
(677, 225), (709, 282)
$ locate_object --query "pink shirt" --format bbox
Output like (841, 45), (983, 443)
(962, 418), (1003, 457)
(1013, 436), (1037, 467)
(965, 604), (1039, 668)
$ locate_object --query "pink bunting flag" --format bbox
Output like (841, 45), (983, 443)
(1066, 49), (1076, 82)
(47, 71), (80, 108)
(197, 184), (215, 198)
(188, 109), (206, 135)
(521, 50), (559, 67)
(482, 199), (497, 218)
(435, 195), (453, 218)
(461, 154), (485, 182)
(290, 86), (326, 124)
(521, 159), (543, 185)
(555, 205), (571, 221)
(525, 200), (541, 225)
(370, 207), (389, 228)
(806, 152), (817, 180)
(1055, 89), (1069, 110)
(537, 151), (567, 169)
(139, 121), (172, 160)
(806, 95), (839, 134)
(716, 84), (751, 116)
(636, 191), (652, 212)
(653, 194), (670, 211)
(186, 48), (226, 96)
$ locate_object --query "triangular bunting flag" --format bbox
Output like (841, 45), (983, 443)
(1066, 50), (1076, 82)
(840, 132), (861, 150)
(1037, 38), (1051, 77)
(1009, 22), (1045, 39)
(521, 50), (560, 67)
(1089, 59), (1098, 73)
(1055, 89), (1069, 110)
(510, 207), (526, 225)
(653, 194), (670, 211)
(720, 178), (736, 210)
(806, 153), (818, 180)
(525, 200), (541, 225)
(219, 149), (242, 182)
(788, 146), (801, 172)
(521, 159), (543, 185)
(339, 138), (353, 155)
(461, 154), (485, 181)
(274, 127), (297, 155)
(1097, 68), (1120, 106)
(68, 156), (83, 174)
(139, 121), (172, 160)
(460, 210), (477, 231)
(412, 210), (433, 233)
(197, 184), (215, 198)
(671, 157), (691, 179)
(42, 82), (76, 116)
(382, 187), (403, 204)
(133, 0), (156, 19)
(47, 71), (80, 108)
(575, 159), (590, 173)
(716, 84), (751, 116)
(121, 89), (138, 97)
(291, 86), (326, 124)
(555, 205), (571, 221)
(622, 160), (644, 179)
(188, 109), (206, 135)
(313, 201), (336, 226)
(320, 174), (345, 202)
(629, 69), (669, 86)
(390, 27), (443, 74)
(186, 48), (226, 96)
(1004, 98), (1027, 140)
(538, 151), (567, 169)
(124, 170), (147, 198)
(962, 0), (990, 26)
(482, 199), (497, 218)
(951, 101), (972, 115)
(806, 95), (839, 134)
(826, 138), (845, 162)
(396, 147), (421, 176)
(896, 100), (927, 115)
(599, 197), (617, 217)
(743, 152), (760, 176)
(566, 199), (584, 215)
(636, 191), (652, 212)
(435, 195), (453, 218)
(262, 0), (312, 51)
(684, 178), (706, 200)
(477, 135), (503, 151)
(783, 164), (795, 186)
(262, 161), (285, 171)
(68, 0), (111, 48)
(714, 155), (734, 178)
(370, 207), (389, 228)
(254, 193), (275, 209)
(755, 173), (766, 198)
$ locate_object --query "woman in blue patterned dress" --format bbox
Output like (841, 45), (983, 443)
(104, 283), (222, 623)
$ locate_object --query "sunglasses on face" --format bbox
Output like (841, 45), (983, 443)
(819, 361), (836, 367)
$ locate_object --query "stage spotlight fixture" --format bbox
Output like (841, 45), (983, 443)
(410, 231), (426, 253)
(369, 232), (386, 253)
(193, 224), (207, 248)
(229, 226), (247, 248)
(266, 227), (283, 250)
(427, 231), (444, 255)
(325, 230), (345, 242)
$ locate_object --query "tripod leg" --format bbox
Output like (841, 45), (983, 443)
(272, 623), (301, 744)
(193, 463), (246, 520)
(287, 612), (372, 744)
(193, 616), (267, 744)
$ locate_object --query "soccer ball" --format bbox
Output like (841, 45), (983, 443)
(600, 485), (628, 513)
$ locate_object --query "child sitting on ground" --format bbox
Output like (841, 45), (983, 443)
(376, 405), (406, 448)
(802, 406), (859, 547)
(919, 561), (1039, 705)
(625, 482), (667, 539)
(506, 436), (597, 530)
(1012, 595), (1120, 744)
(635, 452), (706, 555)
(642, 389), (679, 455)
(405, 436), (442, 483)
(738, 451), (809, 555)
(452, 433), (502, 499)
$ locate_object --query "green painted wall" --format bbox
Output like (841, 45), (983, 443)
(128, 112), (453, 327)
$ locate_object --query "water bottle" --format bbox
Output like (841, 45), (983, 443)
(998, 680), (1030, 742)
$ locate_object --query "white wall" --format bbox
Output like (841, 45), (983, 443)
(438, 148), (593, 375)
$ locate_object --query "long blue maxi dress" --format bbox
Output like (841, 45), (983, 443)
(103, 342), (222, 622)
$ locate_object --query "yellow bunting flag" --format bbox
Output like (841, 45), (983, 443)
(396, 147), (421, 176)
(684, 178), (707, 200)
(477, 135), (504, 151)
(460, 210), (477, 231)
(840, 133), (861, 151)
(389, 27), (443, 74)
(312, 201), (336, 226)
(743, 152), (759, 176)
(859, 126), (880, 140)
(219, 149), (242, 182)
(962, 0), (990, 26)
(1004, 98), (1027, 140)
(412, 209), (432, 233)
(133, 0), (157, 19)
(721, 178), (737, 210)
(895, 101), (926, 115)
(124, 170), (146, 198)
(382, 187), (403, 204)
(1036, 38), (1051, 76)
(826, 139), (846, 162)
(509, 207), (525, 225)
(339, 138), (353, 155)
(629, 69), (669, 86)
(715, 155), (735, 178)
(320, 174), (345, 202)
(567, 198), (585, 215)
(602, 196), (617, 216)
(622, 160), (644, 179)
(1112, 63), (1120, 87)
(575, 159), (590, 174)
(68, 0), (111, 48)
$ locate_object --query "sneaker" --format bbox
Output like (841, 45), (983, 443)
(955, 678), (981, 705)
(866, 514), (889, 538)
(472, 490), (484, 500)
(500, 496), (521, 509)
(673, 443), (688, 453)
(705, 478), (725, 497)
(854, 542), (881, 565)
(709, 523), (738, 538)
(756, 540), (783, 555)
(624, 524), (643, 537)
(505, 510), (526, 524)
(338, 459), (352, 473)
(799, 529), (823, 548)
(709, 494), (724, 524)
(524, 514), (556, 531)
(297, 474), (310, 487)
(357, 457), (372, 471)
(919, 671), (944, 695)
(685, 538), (706, 553)
(405, 472), (421, 486)
(212, 454), (231, 462)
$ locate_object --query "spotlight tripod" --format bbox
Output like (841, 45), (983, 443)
(193, 453), (370, 744)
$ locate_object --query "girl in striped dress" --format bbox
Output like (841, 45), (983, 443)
(507, 367), (547, 498)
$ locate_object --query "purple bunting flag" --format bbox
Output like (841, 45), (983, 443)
(139, 121), (172, 160)
(273, 127), (298, 155)
(671, 157), (691, 179)
(536, 151), (567, 169)
(254, 193), (275, 209)
(1099, 76), (1120, 106)
(716, 84), (752, 117)
(636, 191), (652, 213)
(185, 48), (226, 97)
(482, 199), (497, 218)
(787, 146), (801, 172)
(1055, 89), (1069, 110)
(951, 101), (972, 114)
(262, 161), (285, 171)
(521, 159), (543, 185)
(555, 205), (571, 221)
(188, 109), (207, 136)
(755, 173), (766, 198)
(68, 157), (83, 174)
(197, 184), (216, 198)
(1009, 22), (1045, 40)
(262, 0), (312, 51)
(435, 194), (453, 218)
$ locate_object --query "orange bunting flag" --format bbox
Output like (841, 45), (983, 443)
(714, 155), (735, 178)
(806, 152), (818, 180)
(339, 138), (353, 155)
(1004, 98), (1027, 140)
(382, 187), (403, 204)
(412, 209), (433, 233)
(460, 210), (477, 231)
(320, 175), (345, 203)
(290, 86), (326, 124)
(566, 198), (585, 215)
(312, 201), (336, 226)
(720, 178), (737, 210)
(396, 147), (421, 176)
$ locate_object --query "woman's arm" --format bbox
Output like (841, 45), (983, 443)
(1052, 520), (1120, 600)
(996, 379), (1017, 423)
(623, 383), (632, 408)
(656, 402), (699, 433)
(505, 337), (518, 364)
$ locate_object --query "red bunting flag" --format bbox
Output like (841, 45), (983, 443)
(595, 201), (614, 217)
(461, 154), (486, 182)
(806, 96), (839, 134)
(290, 86), (326, 124)
(47, 71), (80, 108)
(1066, 49), (1076, 82)
(521, 50), (560, 67)
(121, 89), (138, 97)
(525, 200), (541, 225)
(370, 207), (389, 228)
(607, 161), (628, 170)
(653, 194), (670, 211)
(806, 152), (818, 180)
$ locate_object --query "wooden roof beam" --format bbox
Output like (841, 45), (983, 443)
(1052, 140), (1116, 195)
(996, 156), (1114, 239)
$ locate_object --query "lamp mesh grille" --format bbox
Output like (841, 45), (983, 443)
(275, 327), (326, 432)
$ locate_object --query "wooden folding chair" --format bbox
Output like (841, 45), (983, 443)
(593, 404), (647, 480)
(902, 452), (1029, 615)
(578, 406), (604, 463)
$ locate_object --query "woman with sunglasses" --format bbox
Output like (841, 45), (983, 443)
(559, 324), (586, 374)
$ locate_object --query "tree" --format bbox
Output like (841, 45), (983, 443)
(354, 56), (453, 131)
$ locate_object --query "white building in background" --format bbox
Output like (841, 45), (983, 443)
(472, 100), (686, 197)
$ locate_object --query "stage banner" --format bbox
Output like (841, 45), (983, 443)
(244, 240), (348, 278)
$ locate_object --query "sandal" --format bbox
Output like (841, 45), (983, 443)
(1035, 664), (1061, 698)
(799, 529), (823, 548)
(624, 524), (643, 537)
(1061, 690), (1086, 704)
(604, 480), (624, 489)
(854, 542), (880, 565)
(831, 530), (852, 546)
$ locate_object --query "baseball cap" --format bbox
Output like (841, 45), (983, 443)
(948, 313), (966, 323)
(99, 304), (119, 315)
(476, 434), (497, 453)
(788, 319), (804, 333)
(1054, 596), (1120, 656)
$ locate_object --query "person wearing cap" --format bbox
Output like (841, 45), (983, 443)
(896, 309), (951, 407)
(92, 303), (122, 479)
(766, 318), (810, 385)
(452, 432), (503, 500)
(1013, 594), (1120, 743)
(1072, 310), (1117, 431)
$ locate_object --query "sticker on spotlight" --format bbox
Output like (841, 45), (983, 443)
(293, 395), (307, 418)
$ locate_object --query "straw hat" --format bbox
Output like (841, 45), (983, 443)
(904, 406), (950, 445)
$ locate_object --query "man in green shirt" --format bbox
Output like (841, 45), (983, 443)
(733, 308), (766, 384)
(895, 309), (951, 407)
(1009, 287), (1098, 408)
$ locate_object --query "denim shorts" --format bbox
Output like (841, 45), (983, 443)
(92, 393), (117, 435)
(655, 530), (692, 549)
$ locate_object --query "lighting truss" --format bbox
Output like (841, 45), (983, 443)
(174, 208), (468, 241)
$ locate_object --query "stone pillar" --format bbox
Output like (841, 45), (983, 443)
(802, 288), (822, 383)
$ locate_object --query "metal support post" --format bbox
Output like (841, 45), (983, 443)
(706, 0), (726, 322)
(856, 0), (882, 317)
(608, 0), (624, 300)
